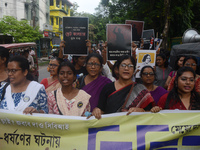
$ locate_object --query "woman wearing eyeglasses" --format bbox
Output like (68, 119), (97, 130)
(0, 56), (48, 114)
(92, 55), (154, 119)
(40, 57), (63, 94)
(140, 66), (168, 104)
(168, 56), (200, 93)
(151, 67), (200, 113)
(75, 53), (111, 111)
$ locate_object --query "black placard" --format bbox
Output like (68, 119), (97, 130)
(107, 24), (132, 60)
(63, 17), (88, 55)
(142, 29), (155, 49)
(125, 20), (144, 47)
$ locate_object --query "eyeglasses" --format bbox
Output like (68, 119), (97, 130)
(49, 63), (59, 68)
(6, 69), (22, 74)
(142, 72), (155, 76)
(185, 63), (197, 67)
(87, 62), (101, 67)
(120, 64), (134, 69)
(180, 77), (195, 83)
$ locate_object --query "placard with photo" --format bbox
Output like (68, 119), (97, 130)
(107, 24), (132, 60)
(126, 20), (144, 47)
(135, 50), (156, 78)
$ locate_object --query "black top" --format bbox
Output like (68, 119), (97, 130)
(97, 82), (116, 112)
(75, 66), (88, 76)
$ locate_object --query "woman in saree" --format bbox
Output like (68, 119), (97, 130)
(167, 56), (200, 93)
(76, 53), (112, 111)
(0, 56), (48, 114)
(92, 55), (154, 119)
(140, 66), (168, 104)
(40, 57), (63, 94)
(151, 67), (200, 112)
(48, 61), (91, 116)
(164, 55), (185, 89)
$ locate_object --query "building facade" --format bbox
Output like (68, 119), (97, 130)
(0, 0), (50, 30)
(49, 0), (73, 45)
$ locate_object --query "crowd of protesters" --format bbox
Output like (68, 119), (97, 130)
(0, 39), (200, 119)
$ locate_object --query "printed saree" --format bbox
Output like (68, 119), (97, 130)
(105, 83), (154, 114)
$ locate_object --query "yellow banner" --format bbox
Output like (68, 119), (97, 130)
(1, 109), (200, 150)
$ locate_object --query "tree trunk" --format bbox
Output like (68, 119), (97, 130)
(162, 0), (171, 50)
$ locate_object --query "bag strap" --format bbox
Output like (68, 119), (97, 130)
(121, 83), (135, 109)
(1, 82), (9, 102)
(54, 90), (63, 115)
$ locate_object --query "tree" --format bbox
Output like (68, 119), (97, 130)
(104, 0), (197, 50)
(0, 16), (42, 43)
(70, 2), (80, 16)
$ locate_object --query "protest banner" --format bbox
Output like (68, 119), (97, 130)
(63, 17), (88, 55)
(125, 20), (144, 47)
(135, 50), (156, 78)
(1, 109), (200, 150)
(107, 24), (132, 60)
(143, 29), (155, 50)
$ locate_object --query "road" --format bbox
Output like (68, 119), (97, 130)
(38, 64), (50, 83)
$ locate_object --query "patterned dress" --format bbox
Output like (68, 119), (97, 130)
(0, 86), (48, 113)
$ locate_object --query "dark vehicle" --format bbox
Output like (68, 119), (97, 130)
(170, 42), (200, 74)
(0, 42), (39, 81)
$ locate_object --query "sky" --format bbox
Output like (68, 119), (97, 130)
(69, 0), (101, 14)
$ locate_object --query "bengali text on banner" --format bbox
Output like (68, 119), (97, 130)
(0, 109), (200, 150)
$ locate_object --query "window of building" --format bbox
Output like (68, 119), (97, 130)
(50, 0), (53, 6)
(46, 13), (49, 24)
(56, 17), (58, 25)
(51, 17), (54, 25)
(66, 5), (68, 13)
(25, 4), (29, 20)
(62, 5), (64, 10)
(56, 0), (60, 8)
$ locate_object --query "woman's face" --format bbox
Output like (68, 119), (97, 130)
(141, 67), (155, 84)
(156, 56), (165, 67)
(7, 61), (28, 86)
(177, 71), (195, 94)
(177, 57), (185, 68)
(58, 66), (75, 87)
(86, 57), (101, 77)
(145, 55), (151, 64)
(118, 59), (134, 80)
(49, 59), (59, 76)
(184, 59), (197, 71)
(77, 56), (86, 67)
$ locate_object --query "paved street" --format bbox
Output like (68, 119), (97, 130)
(38, 64), (49, 83)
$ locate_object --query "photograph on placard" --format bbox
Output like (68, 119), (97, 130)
(142, 29), (155, 50)
(107, 24), (132, 60)
(63, 17), (88, 55)
(125, 20), (144, 47)
(135, 50), (156, 78)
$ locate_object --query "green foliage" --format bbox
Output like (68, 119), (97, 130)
(0, 16), (42, 43)
(70, 0), (199, 48)
(70, 2), (79, 16)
